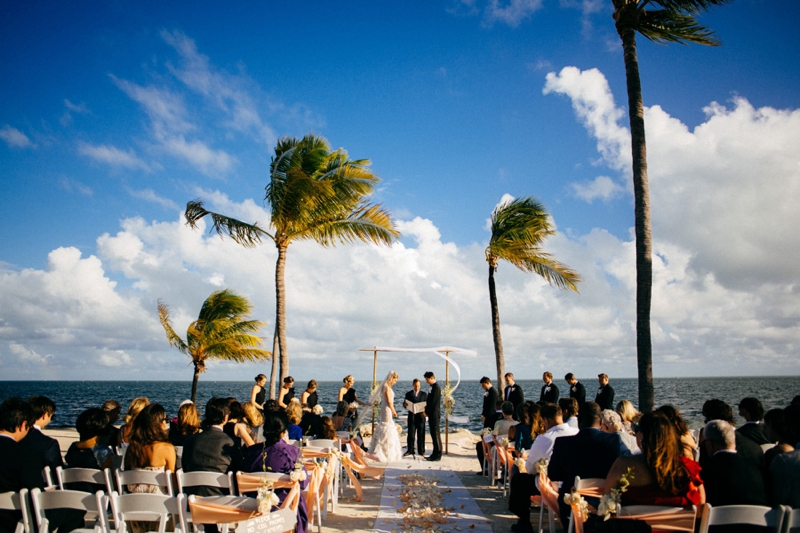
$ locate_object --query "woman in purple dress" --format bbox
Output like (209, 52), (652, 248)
(244, 410), (309, 533)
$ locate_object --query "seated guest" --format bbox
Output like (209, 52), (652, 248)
(701, 419), (766, 507)
(507, 403), (579, 532)
(99, 399), (122, 448)
(476, 400), (504, 472)
(244, 411), (310, 533)
(601, 409), (640, 455)
(559, 397), (579, 429)
(319, 416), (337, 440)
(700, 399), (764, 473)
(286, 401), (304, 440)
(169, 402), (202, 446)
(655, 404), (696, 457)
(616, 400), (640, 435)
(242, 402), (264, 445)
(182, 398), (241, 495)
(299, 405), (323, 438)
(547, 402), (627, 527)
(117, 397), (149, 446)
(606, 411), (704, 505)
(508, 403), (534, 455)
(492, 401), (518, 437)
(124, 404), (176, 486)
(737, 397), (772, 445)
(769, 404), (800, 508)
(763, 408), (793, 467)
(65, 408), (115, 490)
(22, 396), (63, 484)
(332, 401), (353, 432)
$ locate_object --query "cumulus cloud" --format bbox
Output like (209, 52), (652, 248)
(484, 0), (544, 27)
(0, 125), (35, 149)
(127, 187), (179, 210)
(571, 175), (625, 202)
(77, 142), (150, 171)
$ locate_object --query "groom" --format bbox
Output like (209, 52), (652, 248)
(424, 371), (442, 461)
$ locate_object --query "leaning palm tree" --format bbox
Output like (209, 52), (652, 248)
(158, 289), (271, 404)
(612, 0), (729, 412)
(486, 196), (581, 389)
(185, 134), (399, 388)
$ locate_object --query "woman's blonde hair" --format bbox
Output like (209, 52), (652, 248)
(343, 375), (354, 385)
(286, 401), (303, 425)
(176, 403), (201, 437)
(616, 399), (641, 423)
(125, 397), (150, 425)
(243, 401), (263, 427)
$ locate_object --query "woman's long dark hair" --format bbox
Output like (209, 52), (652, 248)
(125, 403), (169, 469)
(262, 410), (289, 446)
(638, 411), (690, 494)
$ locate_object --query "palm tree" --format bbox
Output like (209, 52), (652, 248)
(185, 134), (399, 387)
(612, 0), (729, 412)
(485, 196), (581, 389)
(158, 289), (271, 404)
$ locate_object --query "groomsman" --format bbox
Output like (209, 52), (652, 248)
(503, 373), (524, 411)
(565, 373), (586, 408)
(595, 373), (615, 410)
(479, 377), (499, 428)
(403, 379), (427, 456)
(540, 371), (560, 403)
(424, 372), (442, 461)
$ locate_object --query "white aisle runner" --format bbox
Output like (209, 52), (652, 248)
(372, 457), (494, 533)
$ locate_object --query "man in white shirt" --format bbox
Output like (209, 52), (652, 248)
(509, 403), (578, 533)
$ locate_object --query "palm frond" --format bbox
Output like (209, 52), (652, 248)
(185, 199), (270, 248)
(637, 9), (722, 45)
(157, 301), (190, 354)
(302, 204), (400, 247)
(649, 0), (732, 12)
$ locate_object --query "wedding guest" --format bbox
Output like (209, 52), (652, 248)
(476, 400), (504, 472)
(503, 373), (524, 411)
(277, 376), (295, 409)
(286, 401), (304, 440)
(264, 399), (280, 412)
(65, 408), (114, 491)
(493, 401), (518, 437)
(242, 402), (264, 445)
(595, 373), (615, 410)
(244, 411), (309, 533)
(701, 419), (766, 507)
(737, 397), (772, 445)
(480, 377), (499, 429)
(182, 398), (241, 494)
(763, 408), (793, 467)
(655, 404), (696, 457)
(300, 380), (319, 410)
(539, 372), (559, 403)
(250, 374), (267, 411)
(559, 397), (579, 429)
(100, 399), (122, 447)
(169, 402), (201, 446)
(117, 397), (149, 446)
(300, 405), (324, 438)
(700, 399), (764, 473)
(332, 401), (353, 432)
(616, 399), (641, 435)
(769, 404), (800, 508)
(509, 403), (534, 456)
(319, 416), (337, 440)
(565, 373), (586, 408)
(403, 379), (427, 457)
(22, 396), (63, 483)
(600, 409), (640, 455)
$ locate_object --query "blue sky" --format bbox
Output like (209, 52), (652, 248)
(1, 1), (799, 386)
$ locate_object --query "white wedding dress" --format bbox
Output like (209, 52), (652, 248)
(368, 384), (403, 462)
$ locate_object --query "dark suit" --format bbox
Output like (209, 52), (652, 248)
(425, 382), (442, 458)
(703, 451), (768, 506)
(481, 386), (499, 428)
(503, 384), (524, 411)
(21, 426), (63, 486)
(404, 389), (427, 455)
(540, 382), (559, 403)
(0, 436), (45, 532)
(569, 381), (586, 407)
(595, 384), (615, 410)
(182, 427), (241, 496)
(548, 428), (624, 525)
(736, 423), (772, 446)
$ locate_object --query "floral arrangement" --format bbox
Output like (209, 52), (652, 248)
(563, 491), (590, 523)
(348, 401), (359, 412)
(290, 461), (307, 482)
(480, 427), (492, 436)
(534, 458), (548, 476)
(598, 467), (635, 521)
(501, 437), (509, 447)
(397, 473), (451, 532)
(514, 457), (527, 474)
(312, 404), (323, 415)
(442, 384), (455, 416)
(257, 482), (279, 514)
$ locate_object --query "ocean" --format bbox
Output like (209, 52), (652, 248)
(2, 377), (798, 431)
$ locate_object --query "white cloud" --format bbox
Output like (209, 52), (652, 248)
(61, 99), (90, 126)
(571, 175), (624, 202)
(0, 125), (35, 149)
(127, 187), (179, 210)
(484, 0), (543, 27)
(59, 177), (93, 196)
(162, 135), (235, 175)
(77, 142), (150, 171)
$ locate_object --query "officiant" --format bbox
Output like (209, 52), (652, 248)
(403, 378), (427, 456)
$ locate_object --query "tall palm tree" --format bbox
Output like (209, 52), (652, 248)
(185, 134), (399, 386)
(612, 0), (729, 412)
(158, 289), (271, 404)
(485, 196), (581, 389)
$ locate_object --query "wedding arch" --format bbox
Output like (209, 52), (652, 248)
(358, 345), (477, 454)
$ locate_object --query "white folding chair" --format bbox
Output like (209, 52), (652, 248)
(173, 447), (183, 471)
(620, 505), (698, 532)
(29, 488), (108, 533)
(306, 439), (336, 450)
(56, 467), (114, 494)
(698, 504), (785, 533)
(114, 469), (174, 496)
(41, 467), (55, 490)
(781, 505), (800, 533)
(176, 469), (234, 496)
(566, 477), (605, 533)
(108, 491), (187, 533)
(0, 489), (33, 533)
(236, 471), (320, 533)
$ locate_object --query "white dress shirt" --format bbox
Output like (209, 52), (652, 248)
(525, 422), (579, 473)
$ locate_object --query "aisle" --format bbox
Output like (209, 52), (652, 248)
(372, 456), (494, 533)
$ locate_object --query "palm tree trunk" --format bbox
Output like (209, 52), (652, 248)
(269, 323), (279, 399)
(275, 242), (289, 382)
(488, 264), (506, 390)
(190, 364), (201, 404)
(620, 27), (655, 413)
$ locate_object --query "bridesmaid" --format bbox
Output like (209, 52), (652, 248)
(300, 380), (318, 410)
(250, 374), (268, 411)
(277, 376), (295, 409)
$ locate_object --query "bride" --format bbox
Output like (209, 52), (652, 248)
(361, 371), (403, 462)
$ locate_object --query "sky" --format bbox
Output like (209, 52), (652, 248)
(1, 0), (799, 384)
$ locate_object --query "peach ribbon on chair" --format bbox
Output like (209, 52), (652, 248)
(189, 499), (258, 524)
(616, 508), (696, 532)
(236, 473), (297, 494)
(303, 461), (326, 518)
(568, 499), (587, 533)
(537, 472), (561, 517)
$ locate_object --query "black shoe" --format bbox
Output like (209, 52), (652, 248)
(426, 455), (441, 461)
(403, 451), (413, 457)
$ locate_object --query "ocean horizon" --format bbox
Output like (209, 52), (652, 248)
(2, 376), (798, 432)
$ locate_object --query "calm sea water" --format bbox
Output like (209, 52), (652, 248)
(2, 377), (798, 431)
